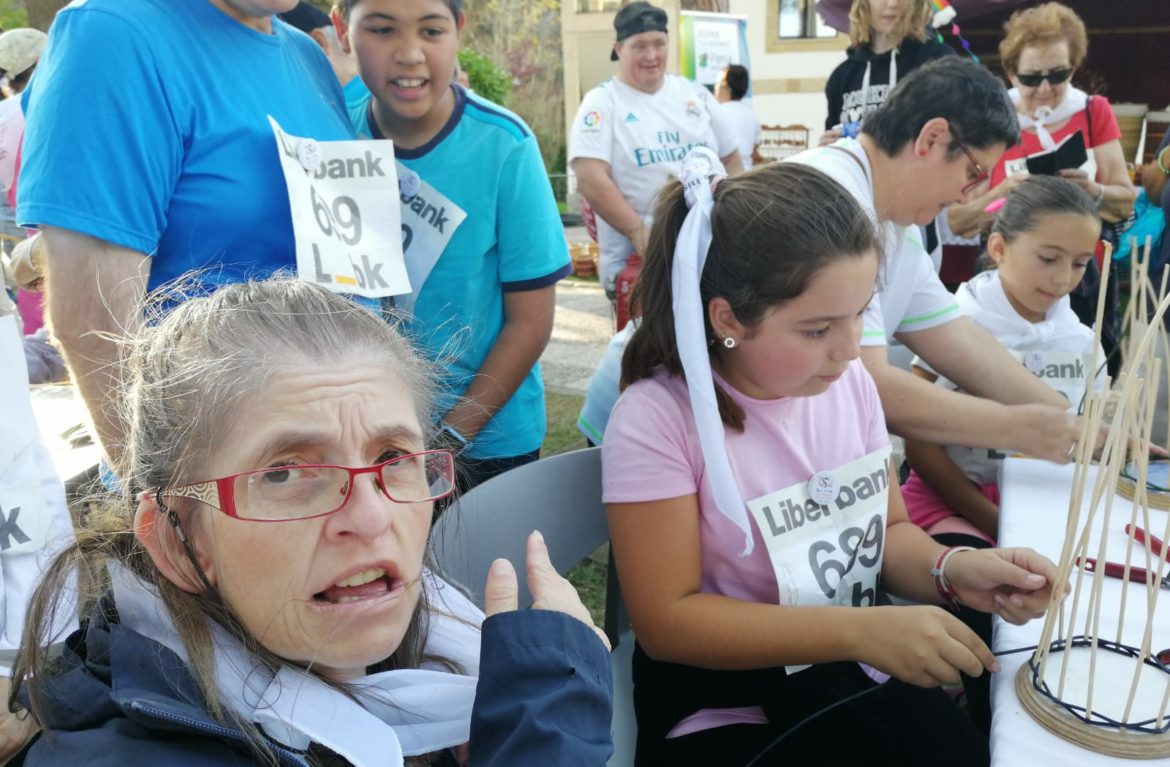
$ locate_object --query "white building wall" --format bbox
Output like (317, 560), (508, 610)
(730, 0), (847, 145)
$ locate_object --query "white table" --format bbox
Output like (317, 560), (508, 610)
(993, 457), (1170, 766)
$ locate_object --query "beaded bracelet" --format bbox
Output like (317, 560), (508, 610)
(1158, 146), (1170, 177)
(931, 546), (975, 610)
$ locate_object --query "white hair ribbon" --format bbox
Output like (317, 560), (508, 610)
(670, 147), (753, 555)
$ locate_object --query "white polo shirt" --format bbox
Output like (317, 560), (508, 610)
(569, 74), (737, 288)
(788, 139), (960, 346)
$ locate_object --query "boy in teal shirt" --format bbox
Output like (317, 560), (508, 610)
(335, 0), (569, 487)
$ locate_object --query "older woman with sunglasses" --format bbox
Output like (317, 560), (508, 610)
(946, 2), (1135, 239)
(9, 279), (612, 767)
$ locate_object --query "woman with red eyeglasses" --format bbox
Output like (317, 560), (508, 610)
(8, 279), (612, 767)
(945, 2), (1134, 373)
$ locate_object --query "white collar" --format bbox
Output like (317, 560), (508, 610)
(957, 270), (1089, 349)
(111, 566), (482, 766)
(1009, 86), (1088, 150)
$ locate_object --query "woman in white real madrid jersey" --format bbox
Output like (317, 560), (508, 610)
(602, 154), (1061, 766)
(569, 1), (742, 293)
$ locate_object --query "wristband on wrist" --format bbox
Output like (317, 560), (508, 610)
(1158, 147), (1170, 176)
(931, 546), (975, 610)
(1093, 183), (1106, 209)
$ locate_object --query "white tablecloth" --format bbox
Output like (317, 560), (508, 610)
(993, 457), (1170, 766)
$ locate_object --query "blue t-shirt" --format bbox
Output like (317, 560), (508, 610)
(352, 88), (570, 459)
(18, 0), (355, 296)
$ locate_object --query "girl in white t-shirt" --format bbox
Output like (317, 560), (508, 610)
(602, 152), (1062, 766)
(904, 176), (1104, 546)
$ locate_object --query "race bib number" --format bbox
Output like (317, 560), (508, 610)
(1004, 157), (1028, 178)
(1, 316), (59, 556)
(0, 463), (56, 557)
(1013, 349), (1090, 408)
(396, 162), (467, 316)
(746, 449), (891, 673)
(270, 117), (410, 299)
(945, 350), (1090, 481)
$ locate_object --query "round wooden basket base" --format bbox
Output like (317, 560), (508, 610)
(1016, 662), (1170, 759)
(1116, 476), (1170, 511)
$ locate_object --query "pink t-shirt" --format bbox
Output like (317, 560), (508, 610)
(991, 95), (1121, 187)
(602, 362), (890, 736)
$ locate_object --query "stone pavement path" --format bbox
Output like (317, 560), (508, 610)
(543, 226), (612, 397)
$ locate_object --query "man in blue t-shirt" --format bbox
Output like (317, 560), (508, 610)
(18, 0), (355, 468)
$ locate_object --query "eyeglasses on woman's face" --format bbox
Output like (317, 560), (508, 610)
(1015, 68), (1073, 88)
(954, 135), (989, 196)
(160, 450), (456, 522)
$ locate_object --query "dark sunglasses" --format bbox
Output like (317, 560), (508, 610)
(1016, 68), (1073, 88)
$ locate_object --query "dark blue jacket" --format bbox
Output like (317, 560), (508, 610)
(20, 596), (613, 766)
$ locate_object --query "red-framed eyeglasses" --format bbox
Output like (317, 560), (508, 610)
(955, 134), (990, 196)
(158, 450), (456, 522)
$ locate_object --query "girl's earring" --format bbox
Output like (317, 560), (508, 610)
(722, 336), (737, 349)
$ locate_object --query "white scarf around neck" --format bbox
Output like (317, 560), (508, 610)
(111, 565), (482, 766)
(956, 270), (1091, 350)
(1009, 85), (1088, 150)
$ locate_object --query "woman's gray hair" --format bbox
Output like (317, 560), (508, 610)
(123, 276), (435, 495)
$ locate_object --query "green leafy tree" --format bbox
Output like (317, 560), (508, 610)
(0, 0), (25, 30)
(458, 48), (511, 106)
(460, 0), (565, 173)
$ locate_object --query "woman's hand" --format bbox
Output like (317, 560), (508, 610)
(852, 606), (998, 687)
(1056, 167), (1098, 197)
(818, 126), (845, 147)
(947, 173), (1027, 238)
(945, 547), (1064, 624)
(482, 530), (611, 650)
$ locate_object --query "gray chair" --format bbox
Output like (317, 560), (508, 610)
(430, 446), (635, 767)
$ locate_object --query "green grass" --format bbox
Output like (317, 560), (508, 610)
(568, 550), (610, 629)
(542, 389), (588, 457)
(542, 389), (610, 626)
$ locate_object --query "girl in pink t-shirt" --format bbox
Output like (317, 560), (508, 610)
(602, 154), (1061, 766)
